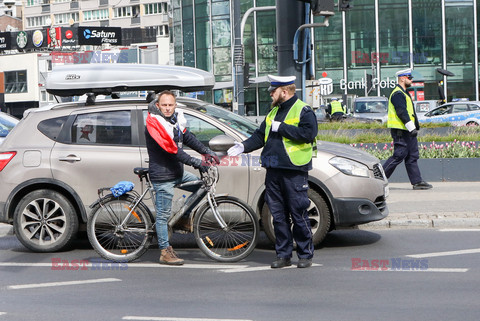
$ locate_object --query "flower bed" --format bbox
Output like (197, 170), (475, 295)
(352, 140), (480, 160)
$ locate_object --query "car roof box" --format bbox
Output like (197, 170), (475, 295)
(46, 64), (215, 97)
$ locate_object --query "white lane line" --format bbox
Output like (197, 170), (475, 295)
(219, 263), (322, 273)
(407, 248), (480, 258)
(123, 317), (252, 321)
(438, 228), (480, 232)
(352, 268), (468, 273)
(0, 262), (248, 270)
(7, 278), (121, 290)
(0, 312), (6, 316)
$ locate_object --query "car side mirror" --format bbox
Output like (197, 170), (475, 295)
(209, 135), (235, 152)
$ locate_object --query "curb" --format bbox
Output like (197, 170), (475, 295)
(360, 217), (480, 230)
(0, 224), (13, 237)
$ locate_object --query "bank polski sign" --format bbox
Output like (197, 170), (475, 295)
(340, 77), (396, 90)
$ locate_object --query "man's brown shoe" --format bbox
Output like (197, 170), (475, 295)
(159, 246), (184, 265)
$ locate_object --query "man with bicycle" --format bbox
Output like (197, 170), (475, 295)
(145, 90), (220, 265)
(228, 75), (318, 268)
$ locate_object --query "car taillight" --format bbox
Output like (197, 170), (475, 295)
(0, 152), (16, 172)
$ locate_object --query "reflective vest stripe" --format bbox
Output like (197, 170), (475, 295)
(265, 99), (313, 166)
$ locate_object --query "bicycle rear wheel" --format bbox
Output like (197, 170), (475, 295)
(87, 195), (153, 263)
(194, 196), (259, 262)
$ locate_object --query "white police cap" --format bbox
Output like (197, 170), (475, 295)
(267, 75), (296, 92)
(395, 68), (413, 78)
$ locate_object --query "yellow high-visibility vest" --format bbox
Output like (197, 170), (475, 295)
(265, 99), (313, 166)
(387, 86), (415, 129)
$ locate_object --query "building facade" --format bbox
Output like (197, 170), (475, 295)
(172, 0), (480, 116)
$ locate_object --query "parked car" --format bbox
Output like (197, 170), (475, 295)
(414, 100), (439, 116)
(0, 111), (19, 145)
(0, 64), (389, 252)
(418, 101), (480, 126)
(352, 96), (388, 123)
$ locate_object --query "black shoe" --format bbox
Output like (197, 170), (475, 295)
(297, 258), (312, 268)
(271, 258), (292, 269)
(413, 181), (433, 190)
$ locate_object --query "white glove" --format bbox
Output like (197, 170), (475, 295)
(227, 142), (245, 156)
(271, 121), (281, 132)
(405, 121), (416, 132)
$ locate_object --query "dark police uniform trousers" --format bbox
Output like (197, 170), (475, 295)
(382, 128), (422, 184)
(265, 168), (314, 259)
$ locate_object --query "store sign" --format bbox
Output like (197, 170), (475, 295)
(62, 28), (78, 47)
(0, 32), (11, 50)
(32, 30), (44, 48)
(48, 27), (62, 49)
(16, 31), (28, 49)
(78, 27), (121, 45)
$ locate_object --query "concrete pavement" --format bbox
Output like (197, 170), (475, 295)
(1, 181), (480, 238)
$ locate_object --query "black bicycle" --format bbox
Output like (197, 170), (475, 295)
(87, 166), (259, 263)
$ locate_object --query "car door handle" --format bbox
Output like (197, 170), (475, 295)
(58, 155), (81, 162)
(253, 167), (262, 172)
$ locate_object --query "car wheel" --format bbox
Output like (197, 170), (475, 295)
(13, 190), (79, 252)
(466, 121), (479, 126)
(261, 188), (331, 246)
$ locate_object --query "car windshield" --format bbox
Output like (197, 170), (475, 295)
(355, 101), (387, 113)
(0, 113), (19, 137)
(187, 102), (259, 136)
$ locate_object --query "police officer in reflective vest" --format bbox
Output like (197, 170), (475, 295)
(382, 69), (432, 190)
(327, 98), (346, 121)
(228, 75), (318, 268)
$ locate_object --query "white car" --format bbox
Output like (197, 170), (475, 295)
(0, 111), (19, 145)
(418, 102), (480, 126)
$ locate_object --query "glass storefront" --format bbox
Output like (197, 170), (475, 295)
(172, 0), (480, 116)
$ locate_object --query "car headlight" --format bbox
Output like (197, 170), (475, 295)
(329, 156), (370, 178)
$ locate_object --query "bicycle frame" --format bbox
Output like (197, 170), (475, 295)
(103, 166), (228, 232)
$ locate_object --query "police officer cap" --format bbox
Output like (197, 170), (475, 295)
(395, 68), (413, 78)
(268, 75), (296, 92)
(331, 98), (338, 101)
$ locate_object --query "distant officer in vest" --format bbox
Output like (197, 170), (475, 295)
(383, 69), (432, 190)
(227, 75), (318, 268)
(327, 97), (346, 121)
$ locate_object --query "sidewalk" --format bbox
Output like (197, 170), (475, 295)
(1, 181), (480, 237)
(360, 181), (480, 229)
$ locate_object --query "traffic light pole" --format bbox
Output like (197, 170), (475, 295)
(276, 0), (304, 88)
(232, 0), (244, 116)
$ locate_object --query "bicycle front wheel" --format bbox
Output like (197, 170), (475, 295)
(194, 196), (259, 262)
(87, 195), (153, 263)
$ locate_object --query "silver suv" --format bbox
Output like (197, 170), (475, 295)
(0, 65), (389, 252)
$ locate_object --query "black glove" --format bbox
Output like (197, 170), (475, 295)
(190, 157), (210, 173)
(409, 129), (418, 137)
(203, 149), (220, 165)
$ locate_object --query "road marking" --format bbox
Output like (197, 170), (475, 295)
(0, 312), (6, 316)
(123, 317), (252, 321)
(0, 262), (248, 270)
(219, 263), (322, 273)
(352, 268), (468, 273)
(438, 228), (480, 232)
(407, 248), (480, 258)
(7, 278), (121, 290)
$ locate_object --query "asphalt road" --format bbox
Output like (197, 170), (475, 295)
(1, 228), (479, 321)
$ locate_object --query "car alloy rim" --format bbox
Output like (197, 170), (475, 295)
(306, 200), (320, 234)
(20, 198), (67, 245)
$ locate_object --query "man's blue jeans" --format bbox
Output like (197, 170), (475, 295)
(152, 171), (200, 250)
